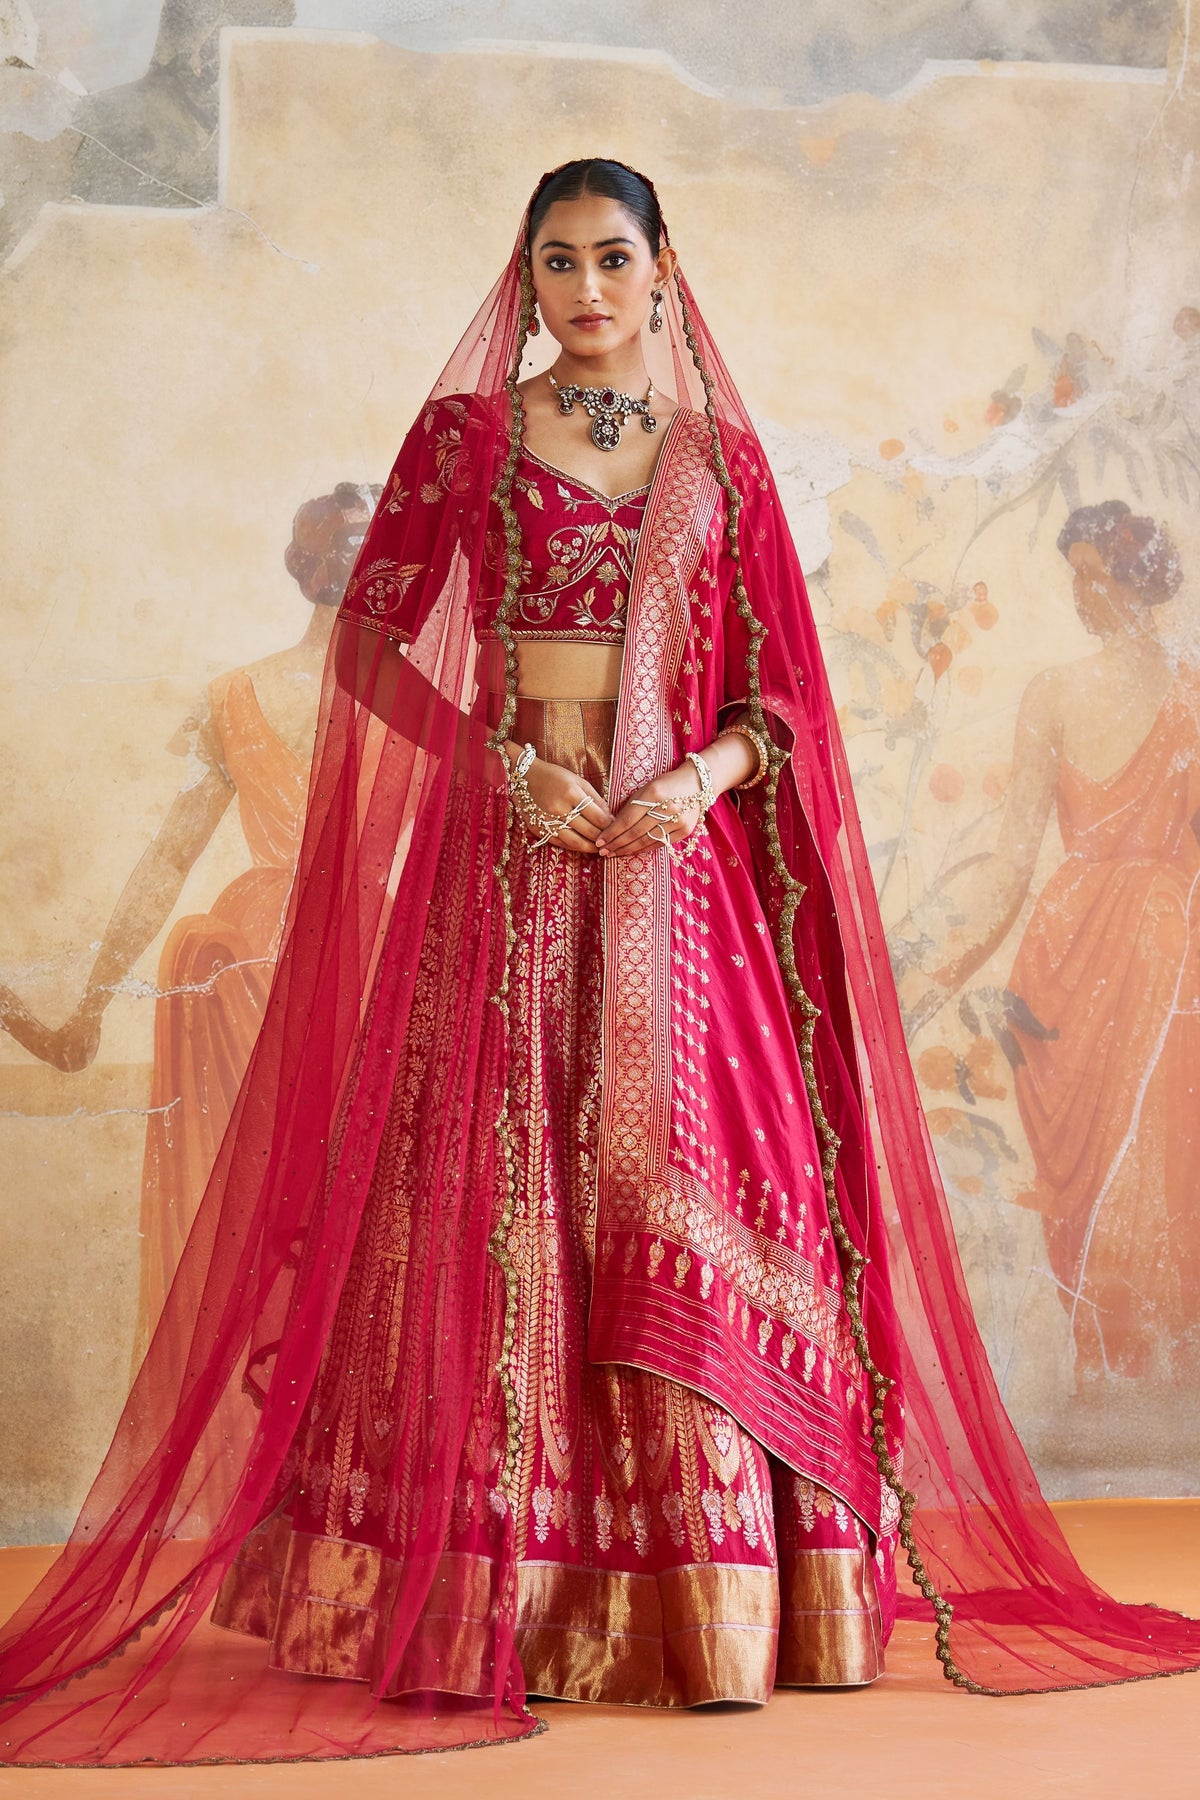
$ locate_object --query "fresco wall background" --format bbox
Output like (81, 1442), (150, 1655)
(2, 0), (1197, 1540)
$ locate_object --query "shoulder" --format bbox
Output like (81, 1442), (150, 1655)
(418, 390), (499, 431)
(1172, 660), (1200, 709)
(404, 390), (505, 451)
(387, 391), (504, 507)
(674, 412), (771, 491)
(1015, 664), (1064, 739)
(170, 680), (231, 772)
(205, 663), (259, 721)
(718, 420), (770, 487)
(205, 666), (237, 711)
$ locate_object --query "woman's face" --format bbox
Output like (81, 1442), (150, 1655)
(529, 193), (672, 359)
(1066, 539), (1138, 636)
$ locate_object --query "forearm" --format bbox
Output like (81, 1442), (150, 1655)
(915, 860), (1032, 995)
(928, 900), (1025, 994)
(78, 843), (195, 1011)
(77, 771), (233, 1016)
(497, 717), (759, 796)
(337, 625), (508, 787)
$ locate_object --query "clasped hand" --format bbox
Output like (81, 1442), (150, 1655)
(518, 756), (706, 857)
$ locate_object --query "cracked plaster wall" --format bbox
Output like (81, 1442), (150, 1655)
(1, 6), (1198, 1541)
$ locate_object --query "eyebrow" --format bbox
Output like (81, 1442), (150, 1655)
(538, 237), (636, 252)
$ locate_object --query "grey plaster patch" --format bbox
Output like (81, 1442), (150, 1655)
(0, 3), (1179, 259)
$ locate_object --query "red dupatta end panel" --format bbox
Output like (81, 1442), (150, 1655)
(590, 413), (888, 1552)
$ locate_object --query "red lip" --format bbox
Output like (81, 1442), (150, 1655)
(571, 313), (610, 324)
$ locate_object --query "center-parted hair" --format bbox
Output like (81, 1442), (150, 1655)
(527, 158), (665, 252)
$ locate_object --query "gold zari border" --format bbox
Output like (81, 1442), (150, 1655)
(214, 1522), (885, 1707)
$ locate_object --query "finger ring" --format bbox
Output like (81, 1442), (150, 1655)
(530, 797), (591, 850)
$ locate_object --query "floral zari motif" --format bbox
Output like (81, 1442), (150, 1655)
(589, 414), (881, 1534)
(478, 449), (646, 642)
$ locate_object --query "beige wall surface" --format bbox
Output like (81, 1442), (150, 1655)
(2, 6), (1198, 1540)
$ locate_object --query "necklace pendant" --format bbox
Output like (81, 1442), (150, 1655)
(642, 413), (658, 435)
(591, 413), (623, 452)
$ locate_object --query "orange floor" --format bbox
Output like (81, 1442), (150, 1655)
(0, 1500), (1195, 1800)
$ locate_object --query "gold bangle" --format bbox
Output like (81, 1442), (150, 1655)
(718, 722), (769, 790)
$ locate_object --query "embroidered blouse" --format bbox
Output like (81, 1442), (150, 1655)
(339, 398), (650, 648)
(475, 448), (648, 643)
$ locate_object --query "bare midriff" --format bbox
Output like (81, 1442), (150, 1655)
(513, 640), (624, 702)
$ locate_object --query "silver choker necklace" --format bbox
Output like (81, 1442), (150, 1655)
(547, 369), (657, 452)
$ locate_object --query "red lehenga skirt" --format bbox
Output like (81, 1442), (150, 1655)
(213, 696), (885, 1704)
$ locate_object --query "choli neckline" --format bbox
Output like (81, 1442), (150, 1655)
(518, 444), (652, 511)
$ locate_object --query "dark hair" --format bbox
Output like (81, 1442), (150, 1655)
(528, 158), (664, 253)
(285, 481), (382, 608)
(1056, 499), (1183, 607)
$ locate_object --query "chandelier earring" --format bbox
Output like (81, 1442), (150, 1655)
(649, 288), (664, 333)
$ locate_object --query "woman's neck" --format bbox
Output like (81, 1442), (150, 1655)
(1095, 614), (1162, 656)
(550, 347), (651, 393)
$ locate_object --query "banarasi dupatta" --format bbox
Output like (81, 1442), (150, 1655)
(2, 165), (1199, 1767)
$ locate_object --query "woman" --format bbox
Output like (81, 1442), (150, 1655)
(0, 482), (379, 1370)
(2, 159), (1199, 1768)
(912, 502), (1200, 1383)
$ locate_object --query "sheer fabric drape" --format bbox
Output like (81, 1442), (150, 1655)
(2, 170), (1199, 1770)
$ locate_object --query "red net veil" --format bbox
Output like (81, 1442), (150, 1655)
(3, 160), (1200, 1768)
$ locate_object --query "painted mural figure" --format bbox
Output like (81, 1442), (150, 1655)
(0, 484), (377, 1364)
(918, 502), (1199, 1381)
(3, 159), (1200, 1770)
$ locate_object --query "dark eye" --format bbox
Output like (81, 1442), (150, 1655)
(602, 254), (630, 269)
(544, 256), (573, 272)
